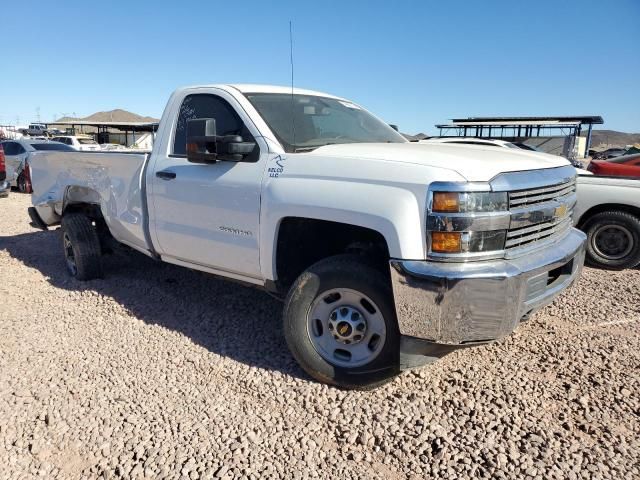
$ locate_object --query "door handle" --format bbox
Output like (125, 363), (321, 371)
(156, 170), (176, 180)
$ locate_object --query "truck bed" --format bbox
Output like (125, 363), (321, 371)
(577, 173), (640, 186)
(30, 150), (151, 253)
(574, 174), (640, 225)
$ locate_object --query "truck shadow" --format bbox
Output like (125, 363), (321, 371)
(0, 229), (307, 381)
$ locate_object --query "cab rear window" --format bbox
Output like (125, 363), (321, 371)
(31, 143), (75, 151)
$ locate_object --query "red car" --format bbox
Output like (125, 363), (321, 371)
(587, 153), (640, 177)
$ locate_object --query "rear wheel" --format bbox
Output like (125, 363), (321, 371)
(61, 213), (103, 280)
(283, 255), (400, 389)
(583, 211), (640, 269)
(17, 171), (31, 193)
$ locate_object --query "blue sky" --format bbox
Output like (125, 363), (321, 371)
(1, 0), (638, 134)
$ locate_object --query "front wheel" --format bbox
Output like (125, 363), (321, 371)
(283, 255), (400, 389)
(583, 211), (640, 269)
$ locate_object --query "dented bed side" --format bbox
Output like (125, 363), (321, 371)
(29, 150), (152, 253)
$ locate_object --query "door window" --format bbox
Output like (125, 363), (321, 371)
(172, 93), (255, 157)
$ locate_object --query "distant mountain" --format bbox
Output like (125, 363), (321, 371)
(54, 109), (158, 123)
(589, 130), (640, 148)
(54, 116), (80, 123)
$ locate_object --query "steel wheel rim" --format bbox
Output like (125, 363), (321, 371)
(306, 288), (386, 368)
(592, 224), (633, 260)
(63, 233), (77, 275)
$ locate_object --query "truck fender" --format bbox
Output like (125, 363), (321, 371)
(260, 178), (426, 281)
(63, 185), (102, 212)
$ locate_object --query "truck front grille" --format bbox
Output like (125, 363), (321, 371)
(506, 177), (576, 251)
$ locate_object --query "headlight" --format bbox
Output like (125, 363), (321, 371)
(432, 191), (508, 213)
(431, 231), (462, 253)
(431, 230), (507, 254)
(428, 190), (510, 257)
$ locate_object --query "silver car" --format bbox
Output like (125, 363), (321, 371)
(0, 139), (75, 193)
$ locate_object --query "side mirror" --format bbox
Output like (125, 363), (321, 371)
(389, 124), (399, 132)
(186, 118), (256, 163)
(186, 118), (218, 163)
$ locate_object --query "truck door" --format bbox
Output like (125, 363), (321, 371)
(147, 89), (267, 282)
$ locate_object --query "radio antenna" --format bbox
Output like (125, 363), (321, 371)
(289, 20), (296, 149)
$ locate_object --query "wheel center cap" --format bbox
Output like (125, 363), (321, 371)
(328, 306), (366, 345)
(336, 321), (352, 338)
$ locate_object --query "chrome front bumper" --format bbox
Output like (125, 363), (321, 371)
(390, 228), (586, 345)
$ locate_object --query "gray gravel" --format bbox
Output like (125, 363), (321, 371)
(1, 193), (639, 479)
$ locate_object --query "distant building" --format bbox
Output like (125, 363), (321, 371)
(48, 109), (159, 148)
(435, 116), (604, 159)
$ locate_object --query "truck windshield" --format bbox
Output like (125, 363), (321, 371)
(244, 93), (406, 153)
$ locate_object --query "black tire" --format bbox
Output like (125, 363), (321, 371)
(283, 254), (400, 389)
(60, 213), (104, 280)
(583, 211), (640, 270)
(16, 171), (31, 193)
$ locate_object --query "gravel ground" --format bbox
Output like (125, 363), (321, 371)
(1, 193), (639, 480)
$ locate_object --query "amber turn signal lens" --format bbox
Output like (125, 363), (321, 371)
(432, 192), (459, 212)
(431, 232), (462, 253)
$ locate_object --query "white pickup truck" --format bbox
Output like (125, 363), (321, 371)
(28, 84), (586, 388)
(574, 174), (640, 269)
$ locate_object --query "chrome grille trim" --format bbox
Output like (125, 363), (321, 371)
(509, 180), (575, 199)
(508, 179), (576, 207)
(506, 217), (572, 249)
(509, 193), (577, 230)
(507, 216), (567, 238)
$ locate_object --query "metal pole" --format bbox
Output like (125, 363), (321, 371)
(585, 124), (593, 158)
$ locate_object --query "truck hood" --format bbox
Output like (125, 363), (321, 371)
(311, 142), (570, 182)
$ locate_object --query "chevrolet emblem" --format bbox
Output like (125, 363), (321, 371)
(555, 204), (568, 219)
